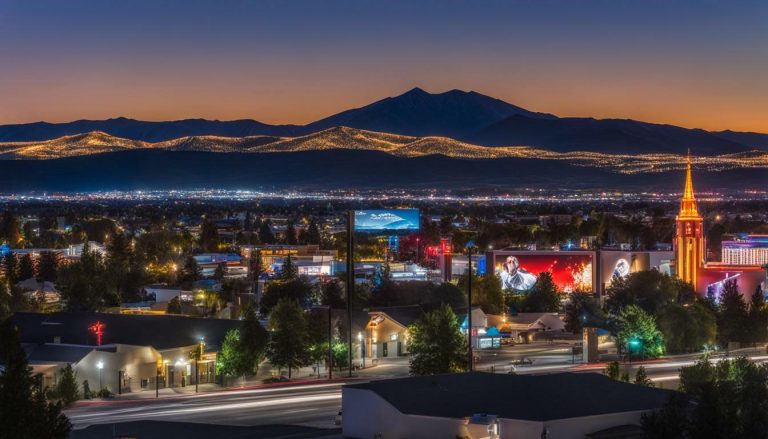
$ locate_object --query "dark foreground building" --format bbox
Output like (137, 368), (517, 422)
(342, 372), (673, 439)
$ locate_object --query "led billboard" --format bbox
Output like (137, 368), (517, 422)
(354, 209), (420, 232)
(491, 251), (594, 293)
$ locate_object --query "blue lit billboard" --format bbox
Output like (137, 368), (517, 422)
(354, 209), (420, 232)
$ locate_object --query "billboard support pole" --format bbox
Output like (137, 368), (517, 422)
(347, 210), (354, 377)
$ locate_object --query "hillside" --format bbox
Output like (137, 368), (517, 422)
(2, 88), (765, 156)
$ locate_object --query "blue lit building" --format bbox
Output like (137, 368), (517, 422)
(722, 234), (768, 266)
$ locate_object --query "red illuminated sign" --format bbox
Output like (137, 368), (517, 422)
(89, 321), (105, 346)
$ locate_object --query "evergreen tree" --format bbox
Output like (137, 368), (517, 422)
(37, 251), (58, 282)
(0, 211), (21, 246)
(305, 219), (321, 245)
(718, 279), (749, 345)
(260, 278), (314, 315)
(213, 263), (226, 280)
(604, 361), (621, 380)
(179, 256), (201, 286)
(267, 298), (309, 379)
(250, 249), (264, 280)
(259, 220), (276, 244)
(17, 253), (35, 281)
(82, 380), (91, 399)
(634, 366), (654, 387)
(285, 221), (298, 245)
(321, 279), (345, 309)
(0, 321), (72, 438)
(564, 292), (604, 333)
(408, 304), (467, 375)
(3, 251), (18, 284)
(522, 271), (561, 313)
(56, 364), (80, 407)
(199, 219), (220, 252)
(748, 286), (768, 345)
(57, 244), (115, 311)
(239, 304), (269, 374)
(651, 357), (768, 438)
(280, 255), (298, 280)
(217, 329), (245, 377)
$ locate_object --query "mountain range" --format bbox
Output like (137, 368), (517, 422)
(1, 87), (766, 191)
(2, 87), (766, 155)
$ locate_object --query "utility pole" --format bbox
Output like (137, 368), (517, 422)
(466, 241), (475, 372)
(346, 210), (355, 377)
(328, 305), (333, 380)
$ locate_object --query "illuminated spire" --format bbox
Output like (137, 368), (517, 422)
(679, 150), (700, 219)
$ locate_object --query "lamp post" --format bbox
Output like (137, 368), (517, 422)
(96, 361), (104, 390)
(628, 337), (641, 365)
(466, 240), (476, 372)
(358, 332), (365, 369)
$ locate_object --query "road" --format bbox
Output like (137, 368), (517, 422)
(66, 382), (344, 431)
(65, 344), (768, 435)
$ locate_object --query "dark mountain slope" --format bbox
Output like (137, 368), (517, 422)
(466, 115), (752, 155)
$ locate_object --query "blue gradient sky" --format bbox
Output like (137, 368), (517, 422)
(1, 0), (766, 131)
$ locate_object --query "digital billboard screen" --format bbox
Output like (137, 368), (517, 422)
(354, 209), (419, 232)
(492, 252), (594, 293)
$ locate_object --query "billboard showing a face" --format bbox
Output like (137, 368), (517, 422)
(493, 252), (593, 293)
(354, 209), (419, 232)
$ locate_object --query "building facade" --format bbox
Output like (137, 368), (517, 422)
(722, 235), (768, 266)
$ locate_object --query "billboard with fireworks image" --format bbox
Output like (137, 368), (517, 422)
(492, 251), (594, 293)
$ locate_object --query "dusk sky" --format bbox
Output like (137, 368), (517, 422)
(1, 0), (766, 132)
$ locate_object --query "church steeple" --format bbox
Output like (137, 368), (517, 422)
(674, 149), (704, 288)
(679, 150), (700, 219)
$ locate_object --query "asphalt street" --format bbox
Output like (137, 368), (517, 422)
(66, 382), (345, 432)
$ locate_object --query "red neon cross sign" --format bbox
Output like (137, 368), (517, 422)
(89, 321), (105, 346)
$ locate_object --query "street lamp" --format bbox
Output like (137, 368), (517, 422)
(628, 338), (641, 365)
(358, 332), (365, 369)
(465, 240), (476, 372)
(96, 361), (104, 390)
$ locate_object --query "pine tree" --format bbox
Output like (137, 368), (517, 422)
(179, 256), (201, 286)
(0, 321), (72, 438)
(408, 304), (467, 375)
(0, 211), (21, 246)
(522, 271), (560, 313)
(718, 279), (748, 345)
(305, 219), (321, 245)
(213, 263), (226, 280)
(267, 298), (309, 379)
(239, 304), (269, 374)
(285, 221), (298, 245)
(37, 251), (59, 282)
(3, 251), (18, 284)
(259, 220), (276, 244)
(280, 255), (298, 280)
(56, 364), (80, 407)
(199, 219), (220, 252)
(748, 286), (768, 344)
(17, 253), (35, 281)
(634, 366), (654, 387)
